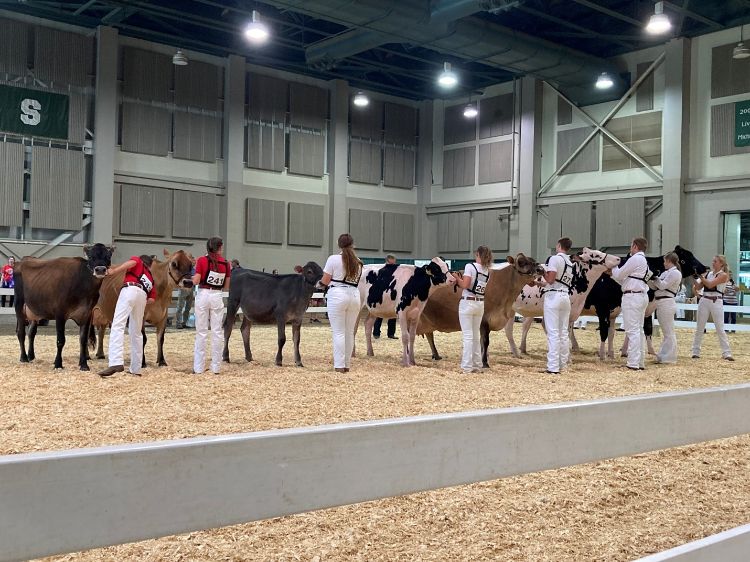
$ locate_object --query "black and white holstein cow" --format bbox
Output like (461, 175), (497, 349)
(358, 258), (455, 367)
(223, 262), (324, 367)
(582, 245), (707, 359)
(504, 248), (621, 358)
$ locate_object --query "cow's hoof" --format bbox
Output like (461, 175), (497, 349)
(158, 361), (168, 367)
(276, 361), (283, 367)
(296, 362), (304, 368)
(80, 365), (90, 372)
(367, 351), (374, 357)
(96, 353), (105, 360)
(432, 355), (442, 361)
(20, 356), (29, 363)
(53, 363), (63, 370)
(222, 357), (230, 363)
(482, 363), (490, 369)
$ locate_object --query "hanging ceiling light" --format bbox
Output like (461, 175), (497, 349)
(244, 10), (270, 44)
(463, 103), (478, 118)
(646, 1), (671, 35)
(437, 62), (458, 88)
(172, 49), (188, 66)
(595, 72), (614, 90)
(352, 91), (370, 107)
(733, 26), (750, 60)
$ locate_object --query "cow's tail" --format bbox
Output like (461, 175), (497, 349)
(88, 323), (97, 350)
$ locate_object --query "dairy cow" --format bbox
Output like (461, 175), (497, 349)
(504, 248), (621, 357)
(358, 258), (454, 367)
(14, 243), (114, 370)
(417, 254), (542, 368)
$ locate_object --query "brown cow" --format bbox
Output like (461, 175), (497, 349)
(92, 249), (194, 367)
(417, 254), (541, 368)
(14, 243), (114, 370)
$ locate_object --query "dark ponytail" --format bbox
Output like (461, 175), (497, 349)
(206, 236), (223, 270)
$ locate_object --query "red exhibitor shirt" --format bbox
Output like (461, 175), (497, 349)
(195, 254), (230, 289)
(123, 256), (157, 300)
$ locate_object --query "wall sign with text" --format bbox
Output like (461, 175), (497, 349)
(736, 99), (750, 148)
(0, 84), (69, 140)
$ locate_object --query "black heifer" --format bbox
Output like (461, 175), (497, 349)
(14, 243), (114, 370)
(223, 261), (323, 367)
(584, 246), (706, 359)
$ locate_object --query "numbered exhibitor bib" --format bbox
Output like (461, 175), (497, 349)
(139, 273), (153, 293)
(206, 270), (226, 287)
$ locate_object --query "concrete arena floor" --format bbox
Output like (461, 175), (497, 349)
(0, 322), (748, 561)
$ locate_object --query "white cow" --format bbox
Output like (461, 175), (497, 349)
(504, 248), (621, 358)
(357, 257), (455, 367)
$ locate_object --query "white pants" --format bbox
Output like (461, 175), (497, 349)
(108, 285), (147, 374)
(193, 289), (225, 374)
(544, 290), (571, 373)
(655, 298), (677, 363)
(459, 299), (484, 372)
(622, 292), (649, 369)
(692, 297), (732, 358)
(327, 286), (360, 369)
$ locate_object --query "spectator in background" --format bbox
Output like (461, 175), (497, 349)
(272, 269), (279, 275)
(373, 254), (398, 339)
(231, 259), (241, 270)
(724, 273), (738, 333)
(175, 263), (196, 330)
(1, 256), (15, 308)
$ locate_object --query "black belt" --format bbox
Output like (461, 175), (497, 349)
(462, 296), (484, 301)
(122, 282), (146, 292)
(655, 296), (674, 300)
(623, 290), (645, 294)
(199, 285), (223, 291)
(702, 295), (721, 302)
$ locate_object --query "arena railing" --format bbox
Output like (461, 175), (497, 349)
(633, 523), (750, 561)
(1, 383), (750, 561)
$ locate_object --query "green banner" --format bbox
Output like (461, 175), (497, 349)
(736, 99), (750, 148)
(0, 84), (69, 140)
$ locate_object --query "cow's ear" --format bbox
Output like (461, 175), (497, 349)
(163, 248), (170, 258)
(506, 256), (515, 265)
(107, 244), (116, 253)
(83, 244), (91, 256)
(187, 252), (195, 262)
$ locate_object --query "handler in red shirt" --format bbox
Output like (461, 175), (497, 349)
(99, 255), (156, 377)
(192, 237), (231, 374)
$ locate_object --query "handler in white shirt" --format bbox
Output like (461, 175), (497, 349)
(650, 252), (681, 364)
(540, 237), (574, 375)
(611, 237), (650, 371)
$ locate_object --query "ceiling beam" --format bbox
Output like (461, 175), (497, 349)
(73, 0), (98, 16)
(569, 0), (642, 27)
(662, 1), (722, 30)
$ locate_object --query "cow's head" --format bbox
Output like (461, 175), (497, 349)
(164, 249), (194, 288)
(83, 243), (114, 278)
(301, 261), (324, 289)
(425, 257), (455, 286)
(575, 247), (621, 269)
(673, 246), (707, 277)
(507, 253), (543, 276)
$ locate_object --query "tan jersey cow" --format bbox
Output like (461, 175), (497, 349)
(91, 249), (194, 367)
(417, 253), (541, 368)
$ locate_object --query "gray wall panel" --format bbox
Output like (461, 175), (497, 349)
(478, 140), (512, 184)
(479, 93), (513, 139)
(246, 198), (285, 244)
(248, 74), (287, 123)
(711, 43), (750, 99)
(67, 91), (88, 144)
(0, 18), (29, 76)
(30, 147), (84, 231)
(383, 147), (415, 189)
(595, 198), (644, 248)
(443, 146), (475, 188)
(173, 191), (220, 239)
(557, 126), (600, 175)
(121, 102), (171, 156)
(247, 124), (285, 171)
(289, 83), (327, 129)
(547, 202), (593, 248)
(351, 101), (383, 139)
(636, 61), (654, 112)
(383, 212), (414, 253)
(34, 27), (93, 87)
(119, 184), (171, 237)
(349, 140), (382, 185)
(288, 202), (324, 247)
(123, 48), (171, 102)
(349, 209), (381, 251)
(602, 112), (662, 171)
(174, 112), (220, 162)
(437, 212), (470, 253)
(289, 131), (324, 177)
(444, 104), (476, 145)
(710, 102), (750, 157)
(175, 60), (221, 109)
(557, 97), (572, 126)
(384, 103), (417, 144)
(0, 142), (24, 227)
(472, 209), (509, 252)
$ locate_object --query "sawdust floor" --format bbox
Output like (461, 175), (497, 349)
(1, 321), (749, 561)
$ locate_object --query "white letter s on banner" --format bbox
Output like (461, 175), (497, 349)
(20, 98), (42, 125)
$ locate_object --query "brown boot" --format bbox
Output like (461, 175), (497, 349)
(98, 365), (124, 377)
(334, 367), (347, 373)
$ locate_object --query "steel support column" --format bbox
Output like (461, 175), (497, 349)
(222, 54), (247, 257)
(518, 76), (543, 256)
(327, 79), (349, 253)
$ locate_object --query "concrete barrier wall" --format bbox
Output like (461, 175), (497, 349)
(2, 384), (750, 561)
